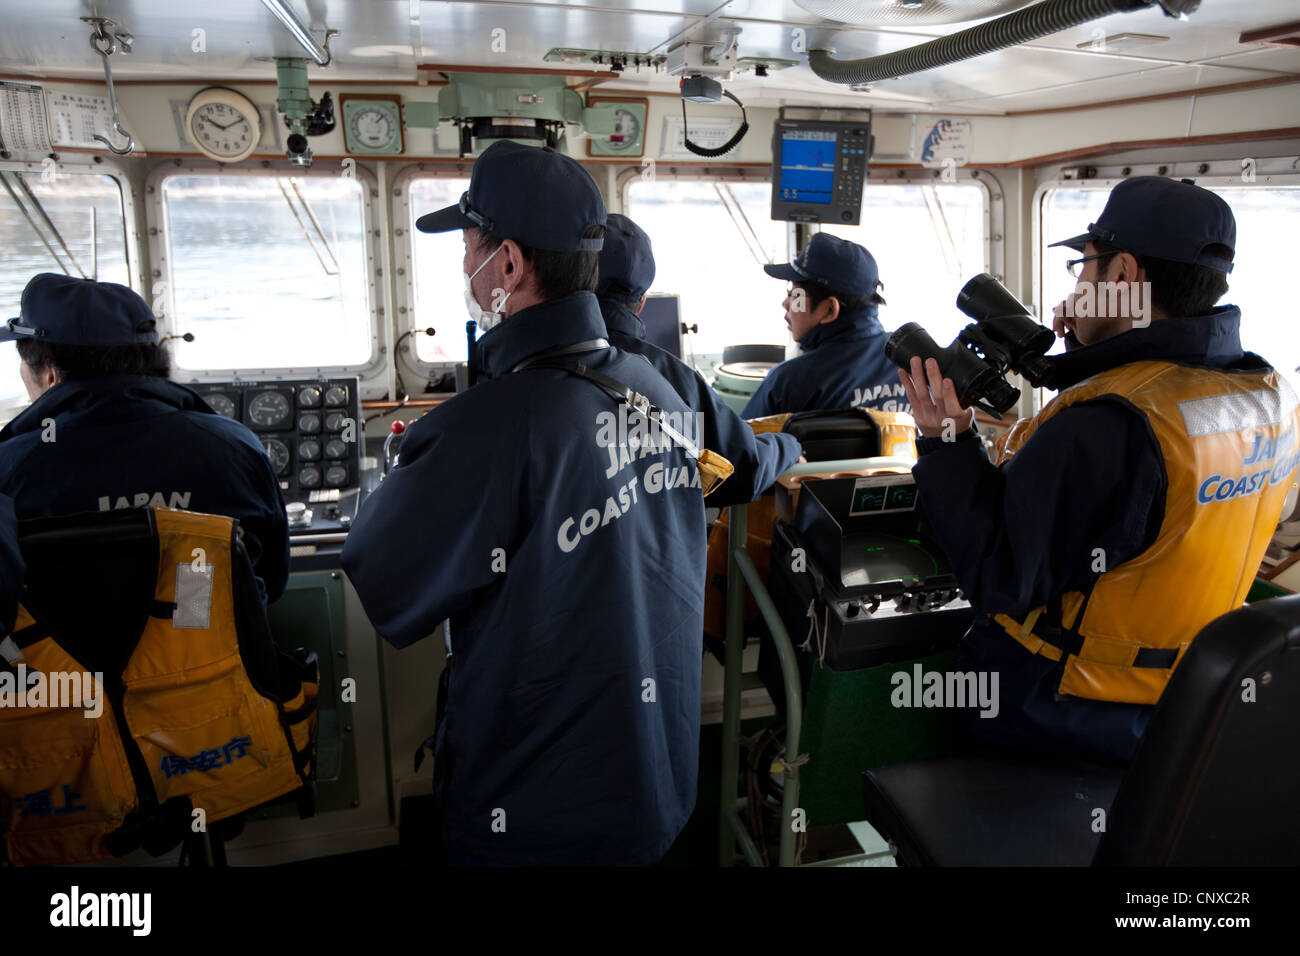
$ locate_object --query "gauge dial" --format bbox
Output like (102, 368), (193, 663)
(352, 108), (393, 149)
(298, 413), (322, 434)
(324, 412), (349, 432)
(325, 465), (349, 488)
(298, 439), (321, 461)
(262, 438), (290, 476)
(184, 88), (262, 163)
(248, 391), (290, 428)
(324, 438), (347, 459)
(298, 386), (322, 408)
(606, 108), (642, 152)
(324, 385), (349, 407)
(206, 392), (237, 418)
(298, 466), (322, 489)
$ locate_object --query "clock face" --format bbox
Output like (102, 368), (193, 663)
(185, 88), (262, 163)
(351, 107), (394, 149)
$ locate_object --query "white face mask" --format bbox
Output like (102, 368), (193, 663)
(464, 244), (511, 331)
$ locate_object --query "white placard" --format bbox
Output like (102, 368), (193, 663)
(920, 118), (971, 168)
(0, 81), (52, 152)
(48, 90), (114, 148)
(660, 115), (742, 160)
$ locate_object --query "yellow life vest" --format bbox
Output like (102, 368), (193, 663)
(993, 359), (1300, 706)
(0, 508), (317, 866)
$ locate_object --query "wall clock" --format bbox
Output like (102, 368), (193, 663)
(184, 87), (262, 163)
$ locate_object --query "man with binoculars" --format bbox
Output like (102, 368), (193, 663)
(897, 176), (1300, 764)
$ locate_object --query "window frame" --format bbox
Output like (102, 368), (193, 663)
(391, 161), (477, 386)
(145, 161), (387, 384)
(0, 157), (141, 422)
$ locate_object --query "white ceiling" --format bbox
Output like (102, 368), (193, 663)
(0, 0), (1295, 114)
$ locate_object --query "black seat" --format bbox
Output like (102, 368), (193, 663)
(861, 594), (1300, 865)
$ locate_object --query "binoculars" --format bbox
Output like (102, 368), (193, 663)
(885, 274), (1055, 417)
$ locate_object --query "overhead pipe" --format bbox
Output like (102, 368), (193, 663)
(259, 0), (334, 66)
(807, 0), (1200, 86)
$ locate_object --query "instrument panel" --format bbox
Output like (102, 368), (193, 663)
(190, 378), (364, 536)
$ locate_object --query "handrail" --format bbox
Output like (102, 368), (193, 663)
(719, 453), (913, 866)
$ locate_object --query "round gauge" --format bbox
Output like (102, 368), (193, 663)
(298, 466), (322, 489)
(324, 412), (348, 432)
(298, 386), (322, 408)
(261, 438), (290, 476)
(324, 438), (347, 459)
(352, 107), (394, 149)
(605, 108), (642, 152)
(325, 465), (349, 488)
(206, 392), (237, 418)
(298, 439), (321, 461)
(324, 385), (349, 407)
(298, 413), (321, 434)
(185, 87), (262, 163)
(248, 390), (290, 428)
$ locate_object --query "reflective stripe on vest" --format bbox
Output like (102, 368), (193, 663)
(995, 360), (1300, 706)
(0, 509), (316, 866)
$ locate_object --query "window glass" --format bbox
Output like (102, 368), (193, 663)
(625, 180), (789, 365)
(161, 174), (370, 371)
(820, 183), (988, 347)
(1042, 184), (1300, 388)
(0, 171), (128, 409)
(408, 177), (473, 363)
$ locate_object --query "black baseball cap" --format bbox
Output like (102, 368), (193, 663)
(415, 141), (605, 252)
(1, 273), (160, 346)
(1049, 176), (1235, 273)
(764, 233), (880, 297)
(596, 214), (656, 304)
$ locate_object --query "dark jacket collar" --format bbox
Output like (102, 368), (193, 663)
(1047, 305), (1270, 390)
(1, 375), (212, 441)
(799, 305), (884, 352)
(477, 292), (609, 380)
(597, 297), (645, 342)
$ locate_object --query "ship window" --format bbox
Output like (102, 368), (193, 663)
(160, 173), (371, 371)
(407, 176), (473, 363)
(0, 170), (129, 412)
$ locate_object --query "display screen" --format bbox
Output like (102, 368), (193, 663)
(639, 295), (682, 359)
(778, 130), (837, 204)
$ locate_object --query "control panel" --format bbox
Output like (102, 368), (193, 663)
(190, 378), (363, 537)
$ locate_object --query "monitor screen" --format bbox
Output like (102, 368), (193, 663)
(778, 129), (837, 205)
(638, 295), (682, 360)
(770, 119), (871, 225)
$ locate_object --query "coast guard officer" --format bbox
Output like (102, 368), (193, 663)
(0, 275), (289, 602)
(342, 142), (707, 866)
(597, 213), (801, 504)
(743, 232), (906, 418)
(899, 177), (1300, 763)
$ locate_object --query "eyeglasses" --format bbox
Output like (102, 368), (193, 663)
(1065, 252), (1110, 278)
(459, 192), (494, 233)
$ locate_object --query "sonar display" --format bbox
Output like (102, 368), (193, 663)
(778, 129), (836, 204)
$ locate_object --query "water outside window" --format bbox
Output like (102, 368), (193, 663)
(408, 177), (473, 363)
(1042, 185), (1300, 391)
(0, 172), (129, 410)
(820, 183), (988, 346)
(626, 179), (789, 369)
(162, 174), (371, 372)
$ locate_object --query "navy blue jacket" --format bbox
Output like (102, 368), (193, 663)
(0, 376), (289, 603)
(0, 494), (21, 638)
(741, 307), (909, 418)
(913, 306), (1264, 764)
(342, 292), (705, 866)
(600, 298), (801, 505)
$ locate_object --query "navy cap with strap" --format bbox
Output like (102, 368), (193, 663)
(1049, 176), (1236, 274)
(596, 213), (655, 303)
(415, 141), (605, 252)
(1, 273), (160, 346)
(764, 232), (879, 297)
